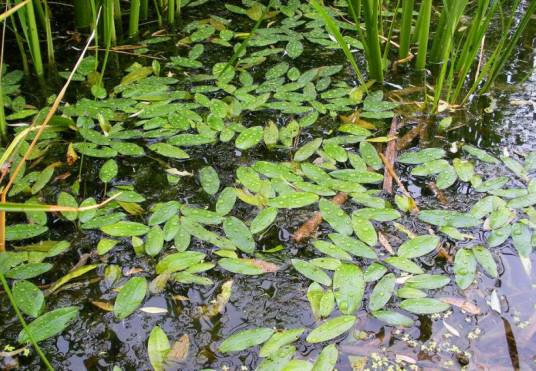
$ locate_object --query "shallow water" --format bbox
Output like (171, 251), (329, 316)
(1, 2), (535, 370)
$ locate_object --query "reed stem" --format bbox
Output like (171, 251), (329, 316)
(414, 0), (431, 70)
(399, 0), (413, 59)
(129, 0), (141, 36)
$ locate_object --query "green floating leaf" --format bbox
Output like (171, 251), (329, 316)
(359, 142), (382, 170)
(216, 187), (237, 216)
(329, 233), (377, 259)
(511, 222), (533, 257)
(418, 210), (480, 228)
(199, 166), (220, 195)
(58, 192), (78, 221)
(48, 264), (98, 293)
(6, 263), (52, 280)
(405, 274), (450, 289)
(218, 258), (265, 275)
(312, 240), (352, 261)
(223, 216), (255, 254)
(319, 198), (352, 236)
(306, 315), (356, 343)
(268, 192), (319, 209)
(149, 201), (181, 226)
(99, 159), (118, 183)
(372, 310), (413, 327)
(351, 215), (377, 246)
(148, 326), (170, 371)
(259, 328), (305, 357)
(368, 273), (396, 311)
(292, 259), (332, 286)
(333, 263), (364, 314)
(18, 306), (79, 343)
(235, 126), (263, 150)
(453, 158), (474, 182)
(101, 221), (150, 237)
(454, 248), (477, 289)
(508, 193), (536, 209)
(472, 246), (497, 278)
(294, 138), (323, 162)
(156, 251), (206, 274)
(397, 235), (440, 258)
(400, 298), (450, 314)
(149, 142), (190, 159)
(218, 328), (274, 353)
(113, 277), (147, 319)
(364, 262), (387, 282)
(312, 344), (338, 371)
(286, 39), (304, 58)
(13, 280), (44, 318)
(384, 257), (423, 274)
(6, 224), (48, 241)
(462, 144), (499, 164)
(145, 226), (165, 256)
(398, 148), (446, 164)
(250, 207), (277, 234)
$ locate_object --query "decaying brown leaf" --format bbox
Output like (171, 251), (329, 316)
(167, 334), (190, 363)
(439, 297), (481, 315)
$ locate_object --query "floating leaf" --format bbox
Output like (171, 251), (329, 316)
(333, 263), (364, 314)
(294, 138), (322, 162)
(454, 248), (477, 289)
(405, 274), (450, 289)
(13, 280), (44, 318)
(312, 240), (352, 261)
(268, 192), (319, 209)
(452, 158), (474, 182)
(368, 273), (396, 311)
(319, 198), (352, 235)
(292, 259), (332, 286)
(148, 326), (170, 371)
(145, 226), (165, 256)
(199, 166), (220, 195)
(259, 328), (305, 357)
(223, 216), (255, 254)
(18, 306), (79, 343)
(113, 277), (147, 319)
(235, 126), (263, 150)
(351, 215), (377, 246)
(359, 142), (382, 170)
(364, 262), (387, 282)
(312, 344), (338, 371)
(306, 315), (356, 343)
(149, 201), (181, 226)
(384, 257), (423, 274)
(149, 142), (190, 159)
(397, 235), (440, 258)
(48, 264), (98, 293)
(216, 187), (237, 216)
(250, 207), (277, 234)
(329, 233), (377, 259)
(400, 298), (450, 314)
(462, 145), (499, 164)
(218, 258), (265, 275)
(286, 39), (304, 58)
(156, 252), (206, 274)
(398, 148), (446, 164)
(101, 221), (150, 237)
(472, 246), (497, 278)
(418, 210), (480, 228)
(6, 263), (52, 280)
(511, 222), (532, 257)
(372, 310), (414, 327)
(218, 328), (274, 353)
(99, 159), (118, 183)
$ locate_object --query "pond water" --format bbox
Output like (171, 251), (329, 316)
(0, 2), (535, 370)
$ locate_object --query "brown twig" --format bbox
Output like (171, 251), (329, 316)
(292, 192), (348, 242)
(383, 116), (398, 194)
(379, 153), (419, 213)
(427, 181), (448, 205)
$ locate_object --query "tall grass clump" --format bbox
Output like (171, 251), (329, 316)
(310, 0), (367, 85)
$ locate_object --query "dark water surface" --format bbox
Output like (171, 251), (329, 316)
(1, 2), (535, 370)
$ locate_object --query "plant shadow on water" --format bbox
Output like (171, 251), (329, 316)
(0, 1), (535, 370)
